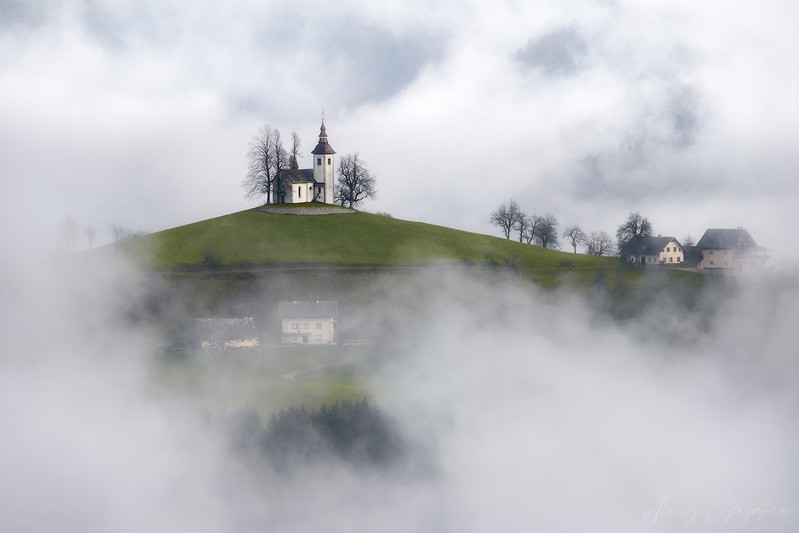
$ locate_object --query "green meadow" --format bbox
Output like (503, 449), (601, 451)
(118, 203), (631, 287)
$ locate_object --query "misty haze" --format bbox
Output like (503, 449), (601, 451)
(2, 1), (798, 532)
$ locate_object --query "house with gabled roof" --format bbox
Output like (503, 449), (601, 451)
(695, 227), (769, 273)
(620, 235), (686, 266)
(276, 122), (337, 204)
(279, 300), (338, 344)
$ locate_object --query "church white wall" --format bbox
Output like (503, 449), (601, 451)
(313, 154), (335, 204)
(287, 183), (314, 204)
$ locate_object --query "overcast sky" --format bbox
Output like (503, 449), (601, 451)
(2, 0), (798, 262)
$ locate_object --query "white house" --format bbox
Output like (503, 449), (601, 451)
(277, 121), (336, 204)
(279, 300), (338, 344)
(695, 228), (769, 273)
(620, 235), (686, 266)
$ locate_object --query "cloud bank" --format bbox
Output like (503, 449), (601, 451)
(0, 251), (796, 531)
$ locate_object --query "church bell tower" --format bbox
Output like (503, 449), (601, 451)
(311, 120), (336, 204)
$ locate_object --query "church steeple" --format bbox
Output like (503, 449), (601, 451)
(311, 119), (336, 204)
(311, 120), (336, 155)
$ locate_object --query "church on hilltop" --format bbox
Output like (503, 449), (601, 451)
(277, 121), (336, 204)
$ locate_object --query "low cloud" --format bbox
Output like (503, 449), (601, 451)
(516, 24), (588, 76)
(1, 250), (796, 532)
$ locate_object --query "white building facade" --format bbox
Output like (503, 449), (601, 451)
(279, 300), (338, 344)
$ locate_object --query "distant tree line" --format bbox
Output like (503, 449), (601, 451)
(57, 215), (148, 253)
(489, 201), (655, 258)
(213, 399), (404, 472)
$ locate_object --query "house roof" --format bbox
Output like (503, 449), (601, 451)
(621, 235), (680, 257)
(683, 245), (703, 266)
(696, 228), (763, 250)
(280, 168), (317, 183)
(279, 300), (338, 319)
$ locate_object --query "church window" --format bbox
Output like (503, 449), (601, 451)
(327, 158), (331, 165)
(317, 158), (322, 165)
(298, 187), (302, 198)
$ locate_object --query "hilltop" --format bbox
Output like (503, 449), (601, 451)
(117, 203), (624, 287)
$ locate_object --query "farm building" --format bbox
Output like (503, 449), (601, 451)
(279, 300), (338, 344)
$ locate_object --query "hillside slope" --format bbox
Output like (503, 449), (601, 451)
(118, 204), (620, 285)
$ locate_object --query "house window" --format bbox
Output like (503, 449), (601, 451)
(315, 334), (322, 341)
(669, 257), (673, 263)
(709, 250), (714, 255)
(292, 323), (299, 330)
(303, 323), (309, 330)
(709, 261), (714, 266)
(317, 157), (322, 165)
(677, 257), (682, 262)
(316, 323), (322, 329)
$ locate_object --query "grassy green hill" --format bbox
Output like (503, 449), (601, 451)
(118, 203), (625, 286)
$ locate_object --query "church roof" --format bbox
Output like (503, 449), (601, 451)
(311, 121), (336, 155)
(281, 168), (316, 183)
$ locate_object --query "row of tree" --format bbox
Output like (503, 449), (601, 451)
(242, 123), (376, 208)
(490, 200), (657, 257)
(489, 200), (560, 248)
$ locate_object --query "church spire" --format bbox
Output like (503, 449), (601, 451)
(311, 119), (335, 155)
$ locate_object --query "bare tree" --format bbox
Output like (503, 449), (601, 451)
(83, 224), (97, 249)
(682, 234), (695, 248)
(531, 214), (559, 249)
(490, 199), (523, 240)
(520, 215), (538, 244)
(242, 124), (276, 204)
(562, 224), (586, 253)
(272, 130), (290, 203)
(334, 153), (376, 208)
(616, 212), (653, 252)
(586, 230), (615, 256)
(111, 225), (148, 243)
(289, 131), (302, 170)
(515, 209), (531, 242)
